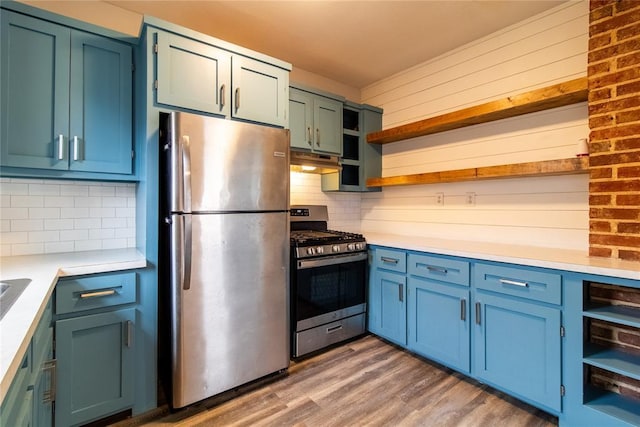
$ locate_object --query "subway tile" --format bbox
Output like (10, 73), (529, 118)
(90, 207), (115, 218)
(102, 238), (128, 249)
(29, 183), (60, 196)
(116, 207), (135, 218)
(44, 196), (75, 208)
(116, 185), (136, 197)
(102, 197), (128, 208)
(60, 229), (89, 241)
(29, 207), (60, 219)
(89, 186), (115, 197)
(1, 208), (29, 220)
(1, 231), (28, 244)
(102, 217), (128, 228)
(0, 194), (11, 208)
(60, 185), (89, 197)
(74, 218), (102, 229)
(75, 239), (102, 251)
(74, 197), (102, 208)
(28, 230), (60, 243)
(89, 228), (115, 240)
(0, 182), (29, 195)
(11, 219), (44, 232)
(114, 227), (135, 238)
(11, 195), (44, 208)
(45, 241), (74, 254)
(61, 207), (88, 218)
(12, 243), (44, 256)
(0, 219), (10, 233)
(44, 219), (74, 230)
(0, 245), (12, 257)
(10, 178), (43, 184)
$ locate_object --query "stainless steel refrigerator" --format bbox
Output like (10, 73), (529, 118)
(159, 111), (290, 408)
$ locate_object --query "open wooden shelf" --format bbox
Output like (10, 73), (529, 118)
(367, 77), (588, 145)
(366, 157), (589, 188)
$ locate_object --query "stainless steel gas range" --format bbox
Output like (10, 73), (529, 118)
(289, 205), (367, 358)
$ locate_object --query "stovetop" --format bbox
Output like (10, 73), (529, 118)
(290, 229), (364, 246)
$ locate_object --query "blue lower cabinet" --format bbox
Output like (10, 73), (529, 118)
(55, 308), (135, 426)
(407, 277), (470, 373)
(473, 292), (561, 412)
(369, 270), (407, 346)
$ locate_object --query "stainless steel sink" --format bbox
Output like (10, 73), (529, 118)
(0, 278), (32, 320)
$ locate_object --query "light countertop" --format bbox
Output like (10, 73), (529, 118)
(0, 249), (146, 403)
(365, 233), (640, 281)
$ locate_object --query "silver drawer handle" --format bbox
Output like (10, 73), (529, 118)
(42, 359), (57, 403)
(57, 134), (65, 160)
(427, 265), (448, 274)
(380, 257), (399, 264)
(327, 324), (343, 334)
(460, 299), (466, 321)
(499, 279), (528, 288)
(79, 289), (117, 299)
(73, 136), (79, 161)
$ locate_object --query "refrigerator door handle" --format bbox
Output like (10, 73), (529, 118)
(182, 135), (192, 213)
(183, 214), (192, 290)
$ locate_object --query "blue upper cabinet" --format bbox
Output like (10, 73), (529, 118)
(156, 31), (230, 116)
(154, 28), (289, 127)
(289, 87), (342, 155)
(0, 10), (133, 177)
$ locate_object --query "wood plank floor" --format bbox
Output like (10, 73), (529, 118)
(124, 335), (558, 427)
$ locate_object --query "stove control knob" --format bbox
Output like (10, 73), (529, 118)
(347, 243), (355, 251)
(356, 243), (365, 250)
(316, 246), (324, 254)
(332, 245), (341, 253)
(306, 247), (315, 255)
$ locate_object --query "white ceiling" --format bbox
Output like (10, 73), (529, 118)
(105, 0), (569, 89)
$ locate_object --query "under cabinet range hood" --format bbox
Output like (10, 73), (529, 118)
(289, 151), (341, 174)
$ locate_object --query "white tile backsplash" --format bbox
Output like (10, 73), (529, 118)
(0, 178), (137, 256)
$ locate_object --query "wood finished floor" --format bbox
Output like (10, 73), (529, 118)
(130, 335), (558, 427)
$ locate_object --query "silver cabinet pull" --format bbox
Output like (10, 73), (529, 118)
(307, 127), (312, 146)
(475, 302), (481, 325)
(125, 320), (133, 348)
(427, 265), (448, 274)
(220, 84), (226, 109)
(499, 278), (528, 288)
(72, 136), (79, 161)
(235, 87), (240, 112)
(398, 283), (404, 302)
(57, 134), (65, 160)
(42, 359), (56, 403)
(381, 257), (399, 264)
(460, 299), (466, 321)
(79, 289), (116, 299)
(316, 128), (320, 146)
(327, 324), (343, 334)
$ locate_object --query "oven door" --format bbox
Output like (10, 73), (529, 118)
(293, 252), (367, 331)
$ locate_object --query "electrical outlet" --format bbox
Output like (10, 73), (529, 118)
(436, 192), (444, 205)
(465, 192), (476, 205)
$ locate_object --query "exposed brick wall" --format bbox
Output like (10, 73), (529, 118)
(588, 0), (640, 260)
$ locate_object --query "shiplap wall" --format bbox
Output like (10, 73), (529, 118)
(359, 0), (590, 251)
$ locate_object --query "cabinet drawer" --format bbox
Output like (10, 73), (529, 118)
(374, 248), (406, 273)
(56, 271), (136, 314)
(474, 264), (561, 305)
(408, 254), (469, 286)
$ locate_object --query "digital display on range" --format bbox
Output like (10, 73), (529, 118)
(290, 208), (309, 217)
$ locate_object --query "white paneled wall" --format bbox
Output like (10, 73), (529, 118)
(0, 178), (136, 256)
(359, 1), (590, 251)
(290, 172), (361, 232)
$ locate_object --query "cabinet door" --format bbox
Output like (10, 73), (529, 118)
(408, 277), (470, 373)
(232, 56), (288, 127)
(369, 270), (406, 346)
(156, 31), (230, 116)
(289, 89), (314, 150)
(313, 96), (342, 155)
(0, 11), (70, 170)
(69, 31), (132, 174)
(473, 293), (561, 412)
(55, 308), (135, 426)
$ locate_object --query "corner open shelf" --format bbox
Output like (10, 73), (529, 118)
(367, 77), (588, 145)
(366, 157), (588, 188)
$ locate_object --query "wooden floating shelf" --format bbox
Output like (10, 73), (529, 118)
(367, 77), (588, 145)
(366, 157), (589, 188)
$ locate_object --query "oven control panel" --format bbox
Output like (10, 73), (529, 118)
(295, 242), (367, 259)
(290, 208), (309, 217)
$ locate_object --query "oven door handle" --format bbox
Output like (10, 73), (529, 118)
(297, 252), (368, 269)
